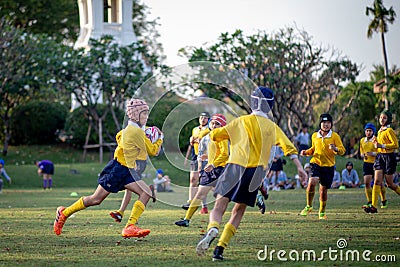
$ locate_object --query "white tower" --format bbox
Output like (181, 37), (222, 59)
(72, 0), (139, 110)
(74, 0), (137, 49)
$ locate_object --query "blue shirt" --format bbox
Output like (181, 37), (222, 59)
(0, 168), (11, 182)
(341, 169), (359, 184)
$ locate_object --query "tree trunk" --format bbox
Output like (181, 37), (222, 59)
(2, 115), (11, 156)
(110, 105), (122, 131)
(81, 120), (92, 162)
(381, 31), (389, 110)
(98, 118), (103, 164)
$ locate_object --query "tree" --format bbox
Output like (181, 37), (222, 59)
(0, 0), (78, 42)
(0, 0), (164, 55)
(50, 35), (163, 162)
(0, 18), (65, 155)
(366, 0), (397, 109)
(179, 28), (360, 137)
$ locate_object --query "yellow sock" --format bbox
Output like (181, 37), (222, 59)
(306, 190), (315, 207)
(319, 200), (327, 213)
(126, 200), (145, 227)
(371, 185), (381, 208)
(118, 209), (124, 216)
(395, 186), (400, 195)
(217, 223), (237, 248)
(365, 188), (372, 203)
(63, 197), (86, 218)
(380, 186), (387, 201)
(207, 221), (220, 231)
(185, 198), (202, 220)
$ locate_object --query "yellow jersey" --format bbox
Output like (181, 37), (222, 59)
(304, 130), (345, 167)
(376, 127), (398, 154)
(359, 137), (377, 164)
(210, 114), (298, 168)
(114, 123), (162, 168)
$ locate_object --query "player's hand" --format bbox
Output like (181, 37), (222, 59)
(300, 150), (306, 156)
(200, 154), (208, 161)
(329, 144), (337, 152)
(297, 167), (307, 182)
(204, 164), (214, 172)
(153, 126), (164, 140)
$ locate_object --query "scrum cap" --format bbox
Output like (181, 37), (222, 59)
(126, 99), (149, 122)
(251, 86), (274, 114)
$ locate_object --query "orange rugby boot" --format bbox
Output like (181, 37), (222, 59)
(54, 206), (67, 235)
(121, 224), (150, 238)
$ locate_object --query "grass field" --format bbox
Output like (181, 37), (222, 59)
(0, 145), (399, 266)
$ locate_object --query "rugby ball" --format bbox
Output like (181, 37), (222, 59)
(145, 126), (160, 143)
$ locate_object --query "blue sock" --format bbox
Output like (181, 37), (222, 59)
(48, 178), (52, 188)
(43, 179), (47, 189)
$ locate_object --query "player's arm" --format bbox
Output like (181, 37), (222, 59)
(359, 139), (365, 158)
(332, 134), (346, 155)
(381, 129), (399, 150)
(274, 126), (307, 181)
(144, 137), (163, 156)
(209, 125), (230, 142)
(211, 140), (229, 167)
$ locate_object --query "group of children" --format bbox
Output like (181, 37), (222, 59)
(44, 88), (398, 261)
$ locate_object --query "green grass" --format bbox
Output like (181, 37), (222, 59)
(0, 188), (399, 266)
(0, 145), (399, 266)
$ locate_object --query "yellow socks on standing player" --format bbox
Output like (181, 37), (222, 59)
(319, 200), (327, 214)
(306, 190), (315, 207)
(217, 223), (237, 249)
(380, 185), (386, 201)
(126, 200), (145, 227)
(185, 198), (202, 220)
(63, 197), (86, 217)
(371, 185), (381, 208)
(365, 188), (372, 203)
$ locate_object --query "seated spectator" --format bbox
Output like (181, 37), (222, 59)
(393, 171), (399, 186)
(0, 159), (12, 193)
(331, 166), (341, 189)
(153, 169), (173, 192)
(273, 171), (295, 190)
(341, 162), (360, 188)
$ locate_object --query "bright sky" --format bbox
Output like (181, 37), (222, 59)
(145, 0), (400, 81)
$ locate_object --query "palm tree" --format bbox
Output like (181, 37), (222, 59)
(366, 0), (396, 109)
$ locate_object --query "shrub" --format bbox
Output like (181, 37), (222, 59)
(64, 105), (124, 147)
(10, 101), (68, 145)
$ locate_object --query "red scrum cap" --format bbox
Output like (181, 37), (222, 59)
(211, 114), (227, 127)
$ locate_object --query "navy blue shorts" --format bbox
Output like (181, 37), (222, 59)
(214, 164), (266, 207)
(40, 163), (54, 175)
(363, 162), (374, 176)
(199, 166), (224, 187)
(98, 160), (141, 193)
(270, 159), (283, 172)
(374, 153), (397, 175)
(309, 163), (334, 188)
